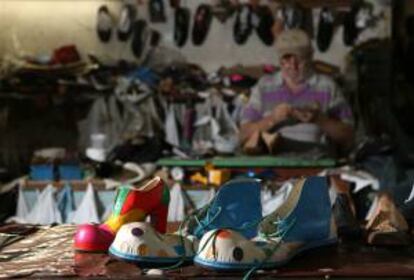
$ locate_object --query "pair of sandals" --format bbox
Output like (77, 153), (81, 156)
(234, 4), (275, 46)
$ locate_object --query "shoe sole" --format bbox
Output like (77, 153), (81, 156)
(194, 237), (337, 271)
(109, 246), (193, 268)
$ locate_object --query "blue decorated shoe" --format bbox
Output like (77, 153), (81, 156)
(194, 176), (337, 275)
(190, 178), (263, 239)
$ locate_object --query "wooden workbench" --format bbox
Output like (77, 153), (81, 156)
(0, 223), (413, 279)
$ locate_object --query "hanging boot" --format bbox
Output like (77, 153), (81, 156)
(74, 176), (169, 252)
(195, 176), (337, 272)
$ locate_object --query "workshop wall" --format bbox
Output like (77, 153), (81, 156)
(0, 0), (391, 72)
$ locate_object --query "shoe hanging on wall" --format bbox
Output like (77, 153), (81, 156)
(174, 7), (191, 47)
(233, 4), (253, 45)
(343, 1), (360, 46)
(281, 2), (313, 38)
(97, 5), (113, 43)
(192, 4), (213, 46)
(73, 177), (170, 252)
(317, 7), (335, 52)
(131, 19), (149, 58)
(255, 5), (275, 46)
(117, 4), (137, 41)
(282, 2), (303, 29)
(149, 0), (166, 23)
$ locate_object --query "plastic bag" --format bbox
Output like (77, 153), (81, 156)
(165, 105), (180, 147)
(70, 183), (100, 224)
(16, 185), (30, 221)
(57, 183), (75, 223)
(25, 184), (62, 225)
(193, 94), (239, 154)
(192, 98), (214, 154)
(212, 100), (239, 154)
(6, 185), (31, 223)
(168, 183), (185, 222)
(78, 96), (123, 151)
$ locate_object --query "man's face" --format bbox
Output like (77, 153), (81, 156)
(280, 54), (309, 84)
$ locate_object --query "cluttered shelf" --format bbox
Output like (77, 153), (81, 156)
(21, 155), (337, 191)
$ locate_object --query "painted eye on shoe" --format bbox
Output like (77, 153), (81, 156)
(233, 247), (244, 262)
(131, 227), (144, 237)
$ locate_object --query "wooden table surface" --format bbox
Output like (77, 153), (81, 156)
(0, 223), (414, 279)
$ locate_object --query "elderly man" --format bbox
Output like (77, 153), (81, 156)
(240, 29), (354, 156)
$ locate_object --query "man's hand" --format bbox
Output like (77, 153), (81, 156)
(291, 103), (321, 123)
(271, 103), (293, 124)
(291, 108), (318, 123)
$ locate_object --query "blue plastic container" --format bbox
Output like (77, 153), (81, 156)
(58, 164), (82, 180)
(30, 164), (55, 181)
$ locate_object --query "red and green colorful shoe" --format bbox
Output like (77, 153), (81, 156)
(74, 176), (170, 252)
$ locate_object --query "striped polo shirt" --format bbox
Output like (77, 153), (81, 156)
(242, 71), (353, 144)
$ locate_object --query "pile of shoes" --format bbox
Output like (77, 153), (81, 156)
(73, 174), (412, 277)
(74, 175), (339, 278)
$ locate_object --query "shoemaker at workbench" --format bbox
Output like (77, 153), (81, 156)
(240, 29), (354, 157)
